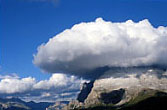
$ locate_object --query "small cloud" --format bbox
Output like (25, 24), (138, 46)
(0, 76), (36, 94)
(41, 92), (51, 97)
(0, 73), (20, 79)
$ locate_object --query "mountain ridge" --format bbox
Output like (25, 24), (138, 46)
(64, 68), (167, 110)
(0, 97), (54, 110)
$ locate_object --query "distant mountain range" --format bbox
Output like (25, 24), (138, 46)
(1, 68), (167, 110)
(0, 97), (54, 110)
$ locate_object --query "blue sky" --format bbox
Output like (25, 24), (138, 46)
(1, 0), (167, 80)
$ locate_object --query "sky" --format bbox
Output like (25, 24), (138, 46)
(1, 0), (167, 79)
(0, 0), (167, 102)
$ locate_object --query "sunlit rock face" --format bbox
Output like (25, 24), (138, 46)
(80, 67), (167, 108)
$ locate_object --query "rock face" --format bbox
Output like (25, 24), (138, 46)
(77, 81), (94, 102)
(67, 67), (167, 109)
(99, 88), (125, 104)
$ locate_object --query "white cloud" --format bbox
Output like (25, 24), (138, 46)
(33, 18), (167, 75)
(41, 92), (51, 97)
(0, 73), (20, 79)
(34, 74), (85, 90)
(0, 77), (36, 94)
(0, 74), (86, 101)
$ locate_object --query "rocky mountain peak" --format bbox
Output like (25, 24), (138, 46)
(66, 67), (167, 110)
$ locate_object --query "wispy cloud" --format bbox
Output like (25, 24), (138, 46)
(0, 73), (19, 79)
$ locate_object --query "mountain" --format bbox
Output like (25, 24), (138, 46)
(0, 97), (54, 110)
(77, 81), (94, 102)
(46, 101), (69, 110)
(25, 101), (54, 110)
(65, 67), (167, 110)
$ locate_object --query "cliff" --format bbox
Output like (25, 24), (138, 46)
(65, 68), (167, 110)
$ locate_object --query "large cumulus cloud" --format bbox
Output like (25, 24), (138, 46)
(33, 18), (167, 75)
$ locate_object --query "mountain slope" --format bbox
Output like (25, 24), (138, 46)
(65, 68), (167, 110)
(0, 97), (54, 110)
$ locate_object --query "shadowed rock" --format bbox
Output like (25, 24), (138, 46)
(77, 81), (94, 102)
(100, 88), (125, 104)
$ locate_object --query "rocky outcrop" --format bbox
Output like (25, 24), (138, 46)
(100, 88), (125, 104)
(66, 68), (167, 110)
(46, 101), (69, 110)
(77, 81), (94, 102)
